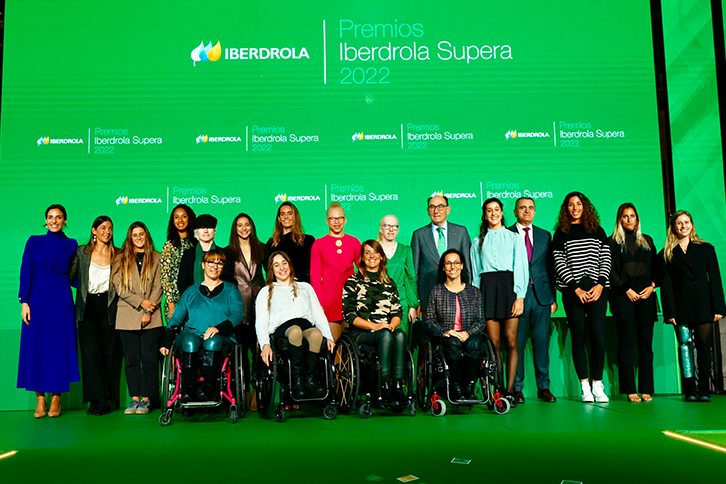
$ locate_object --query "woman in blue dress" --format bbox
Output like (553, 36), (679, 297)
(18, 204), (79, 418)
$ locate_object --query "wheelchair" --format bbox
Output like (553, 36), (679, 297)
(254, 336), (338, 423)
(158, 338), (246, 426)
(416, 333), (510, 416)
(334, 330), (417, 419)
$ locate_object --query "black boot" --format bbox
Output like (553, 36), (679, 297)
(465, 358), (480, 400)
(181, 352), (196, 403)
(448, 358), (464, 401)
(94, 398), (111, 416)
(381, 380), (396, 405)
(683, 377), (697, 402)
(393, 379), (408, 405)
(197, 351), (218, 401)
(305, 351), (326, 399)
(289, 344), (306, 400)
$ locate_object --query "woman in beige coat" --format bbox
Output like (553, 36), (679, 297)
(112, 222), (162, 415)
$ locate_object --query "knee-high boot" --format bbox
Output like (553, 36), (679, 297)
(289, 344), (306, 400)
(305, 351), (326, 398)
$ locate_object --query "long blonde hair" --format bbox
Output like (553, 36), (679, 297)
(663, 210), (704, 262)
(265, 251), (298, 310)
(611, 203), (650, 251)
(113, 222), (156, 294)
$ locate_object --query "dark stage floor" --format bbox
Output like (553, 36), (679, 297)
(2, 395), (725, 483)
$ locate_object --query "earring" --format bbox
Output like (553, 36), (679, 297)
(93, 235), (97, 243)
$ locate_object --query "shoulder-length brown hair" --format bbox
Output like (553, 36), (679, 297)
(270, 202), (306, 247)
(663, 210), (704, 261)
(555, 191), (601, 233)
(357, 240), (390, 283)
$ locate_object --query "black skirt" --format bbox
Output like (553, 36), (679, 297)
(479, 271), (516, 320)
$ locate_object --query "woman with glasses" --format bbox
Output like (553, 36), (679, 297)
(113, 222), (163, 415)
(425, 249), (486, 401)
(310, 202), (361, 341)
(378, 215), (419, 335)
(470, 197), (528, 407)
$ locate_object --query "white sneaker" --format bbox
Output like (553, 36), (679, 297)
(581, 381), (594, 403)
(592, 380), (609, 403)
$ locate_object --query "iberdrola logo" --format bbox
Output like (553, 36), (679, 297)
(274, 194), (288, 202)
(37, 136), (50, 146)
(505, 130), (518, 139)
(430, 190), (444, 198)
(191, 41), (222, 66)
(116, 196), (129, 206)
(351, 132), (364, 142)
(196, 134), (209, 144)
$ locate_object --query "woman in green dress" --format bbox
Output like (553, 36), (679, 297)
(378, 215), (419, 334)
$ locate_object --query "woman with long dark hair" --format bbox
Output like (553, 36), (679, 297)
(18, 204), (79, 418)
(267, 202), (315, 283)
(161, 204), (196, 319)
(552, 192), (611, 403)
(607, 203), (658, 402)
(69, 215), (118, 416)
(342, 240), (406, 404)
(660, 210), (725, 402)
(113, 222), (163, 415)
(227, 213), (266, 408)
(470, 197), (528, 406)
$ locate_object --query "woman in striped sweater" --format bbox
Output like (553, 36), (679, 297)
(552, 192), (612, 403)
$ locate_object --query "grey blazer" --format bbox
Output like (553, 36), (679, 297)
(69, 245), (118, 324)
(411, 221), (472, 309)
(507, 224), (556, 306)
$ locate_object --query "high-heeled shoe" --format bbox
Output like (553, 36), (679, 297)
(48, 394), (61, 418)
(34, 395), (47, 419)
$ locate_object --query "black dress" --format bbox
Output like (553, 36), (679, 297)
(266, 233), (315, 283)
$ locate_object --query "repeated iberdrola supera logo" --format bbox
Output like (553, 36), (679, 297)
(116, 195), (162, 206)
(351, 131), (397, 142)
(191, 41), (222, 66)
(274, 194), (288, 202)
(505, 129), (549, 139)
(116, 196), (129, 206)
(431, 190), (444, 198)
(195, 133), (241, 143)
(196, 134), (209, 144)
(37, 135), (83, 145)
(431, 189), (476, 199)
(275, 192), (320, 202)
(352, 132), (364, 142)
(505, 130), (517, 139)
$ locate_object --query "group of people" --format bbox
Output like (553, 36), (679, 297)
(17, 192), (725, 419)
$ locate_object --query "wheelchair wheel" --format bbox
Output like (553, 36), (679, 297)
(159, 408), (173, 426)
(158, 351), (176, 426)
(432, 396), (447, 417)
(494, 394), (511, 415)
(359, 402), (372, 419)
(334, 335), (360, 414)
(485, 336), (504, 389)
(322, 403), (338, 420)
(232, 344), (246, 418)
(255, 351), (278, 420)
(416, 338), (433, 412)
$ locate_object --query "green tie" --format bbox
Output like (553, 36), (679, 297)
(437, 226), (446, 256)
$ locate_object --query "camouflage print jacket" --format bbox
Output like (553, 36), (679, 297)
(342, 271), (402, 326)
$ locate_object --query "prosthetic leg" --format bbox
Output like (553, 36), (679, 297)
(676, 325), (696, 400)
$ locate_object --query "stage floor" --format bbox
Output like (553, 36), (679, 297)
(2, 395), (725, 483)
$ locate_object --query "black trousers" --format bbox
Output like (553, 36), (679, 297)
(352, 328), (407, 380)
(562, 288), (608, 381)
(233, 322), (257, 391)
(78, 293), (117, 403)
(432, 334), (485, 361)
(119, 327), (162, 401)
(611, 294), (655, 394)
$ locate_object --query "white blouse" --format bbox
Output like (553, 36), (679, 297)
(255, 281), (333, 348)
(88, 260), (111, 294)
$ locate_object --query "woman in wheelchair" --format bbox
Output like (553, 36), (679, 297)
(159, 249), (245, 403)
(342, 240), (407, 405)
(425, 249), (486, 401)
(255, 251), (335, 400)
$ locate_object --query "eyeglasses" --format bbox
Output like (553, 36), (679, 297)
(205, 261), (224, 268)
(444, 261), (462, 267)
(327, 217), (345, 223)
(428, 204), (448, 212)
(380, 224), (399, 230)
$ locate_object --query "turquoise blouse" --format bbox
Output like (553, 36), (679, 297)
(470, 228), (529, 299)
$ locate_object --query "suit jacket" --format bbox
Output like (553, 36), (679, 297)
(112, 251), (163, 330)
(660, 242), (726, 325)
(411, 221), (471, 309)
(69, 245), (118, 324)
(507, 224), (556, 306)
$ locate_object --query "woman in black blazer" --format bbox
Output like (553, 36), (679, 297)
(660, 210), (725, 402)
(69, 216), (119, 415)
(607, 203), (658, 403)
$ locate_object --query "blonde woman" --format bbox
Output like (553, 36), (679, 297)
(113, 222), (162, 415)
(660, 210), (725, 402)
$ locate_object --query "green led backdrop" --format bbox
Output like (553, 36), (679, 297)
(0, 0), (670, 406)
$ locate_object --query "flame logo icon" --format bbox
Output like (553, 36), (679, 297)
(274, 194), (288, 202)
(191, 41), (222, 66)
(116, 196), (129, 206)
(505, 130), (517, 139)
(196, 134), (209, 144)
(430, 190), (444, 198)
(351, 132), (364, 142)
(37, 136), (50, 146)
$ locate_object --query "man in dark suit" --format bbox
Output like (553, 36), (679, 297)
(411, 194), (472, 315)
(508, 197), (557, 403)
